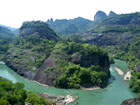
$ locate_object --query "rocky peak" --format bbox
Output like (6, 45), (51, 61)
(47, 18), (54, 23)
(94, 11), (108, 22)
(109, 11), (117, 17)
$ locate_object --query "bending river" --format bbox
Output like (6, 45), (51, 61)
(0, 59), (137, 105)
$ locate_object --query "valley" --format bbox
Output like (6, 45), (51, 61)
(0, 10), (140, 105)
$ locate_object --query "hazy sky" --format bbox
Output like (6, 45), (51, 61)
(0, 0), (140, 28)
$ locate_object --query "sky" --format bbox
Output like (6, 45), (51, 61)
(0, 0), (140, 28)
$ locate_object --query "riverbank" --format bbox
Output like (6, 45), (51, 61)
(0, 59), (137, 105)
(114, 67), (124, 75)
(0, 61), (5, 64)
(29, 80), (49, 87)
(124, 71), (131, 80)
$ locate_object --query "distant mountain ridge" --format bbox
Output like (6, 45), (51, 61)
(47, 11), (117, 36)
(0, 26), (15, 38)
(0, 24), (19, 35)
(0, 26), (15, 54)
(47, 17), (94, 36)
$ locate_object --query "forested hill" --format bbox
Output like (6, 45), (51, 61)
(0, 26), (15, 54)
(47, 17), (94, 36)
(3, 20), (110, 89)
(20, 21), (59, 41)
(0, 26), (15, 38)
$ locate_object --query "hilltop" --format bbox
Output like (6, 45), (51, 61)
(20, 21), (59, 41)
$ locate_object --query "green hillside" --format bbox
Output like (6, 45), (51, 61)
(47, 17), (94, 36)
(0, 77), (54, 105)
(0, 26), (15, 54)
(3, 21), (110, 89)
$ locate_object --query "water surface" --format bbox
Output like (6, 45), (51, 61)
(0, 59), (137, 105)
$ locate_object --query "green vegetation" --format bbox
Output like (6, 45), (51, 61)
(55, 64), (108, 89)
(2, 20), (110, 89)
(0, 77), (55, 105)
(20, 21), (59, 41)
(5, 34), (56, 72)
(130, 72), (140, 94)
(47, 17), (94, 36)
(52, 40), (110, 89)
(0, 26), (15, 55)
(82, 12), (140, 94)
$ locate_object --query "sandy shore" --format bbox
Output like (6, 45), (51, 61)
(81, 86), (101, 91)
(0, 61), (5, 64)
(29, 80), (49, 87)
(114, 67), (124, 75)
(124, 71), (131, 80)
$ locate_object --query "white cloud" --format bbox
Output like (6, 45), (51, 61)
(0, 0), (140, 27)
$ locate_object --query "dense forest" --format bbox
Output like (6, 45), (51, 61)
(0, 26), (15, 55)
(0, 77), (55, 105)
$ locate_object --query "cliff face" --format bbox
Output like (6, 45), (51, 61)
(94, 11), (108, 22)
(121, 97), (140, 105)
(34, 55), (62, 86)
(3, 21), (58, 81)
(83, 12), (140, 47)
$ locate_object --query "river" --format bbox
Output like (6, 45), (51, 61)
(0, 59), (137, 105)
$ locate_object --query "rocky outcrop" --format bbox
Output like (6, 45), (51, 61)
(134, 65), (140, 72)
(34, 55), (62, 86)
(109, 11), (117, 17)
(38, 93), (77, 105)
(121, 97), (140, 105)
(84, 32), (134, 47)
(94, 11), (108, 22)
(71, 53), (81, 64)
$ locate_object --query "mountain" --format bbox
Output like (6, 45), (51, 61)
(108, 11), (117, 17)
(94, 10), (117, 22)
(94, 11), (108, 22)
(47, 11), (117, 36)
(82, 12), (140, 94)
(0, 26), (15, 54)
(0, 24), (17, 31)
(47, 17), (94, 36)
(0, 24), (19, 35)
(20, 21), (59, 41)
(3, 21), (110, 89)
(84, 12), (140, 46)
